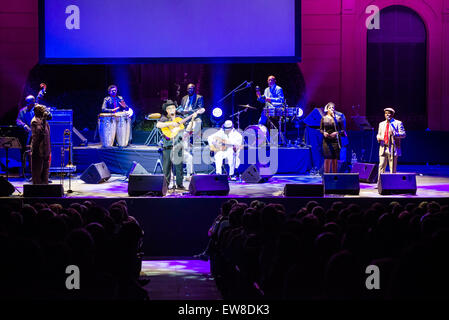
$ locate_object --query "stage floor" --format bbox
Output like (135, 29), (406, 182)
(5, 165), (449, 199)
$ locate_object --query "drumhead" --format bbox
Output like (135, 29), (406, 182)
(243, 124), (267, 147)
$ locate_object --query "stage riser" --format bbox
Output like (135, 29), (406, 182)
(73, 146), (312, 175)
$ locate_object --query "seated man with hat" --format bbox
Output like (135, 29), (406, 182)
(207, 120), (243, 180)
(376, 107), (406, 183)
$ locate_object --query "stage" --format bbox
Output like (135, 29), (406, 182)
(4, 166), (449, 199)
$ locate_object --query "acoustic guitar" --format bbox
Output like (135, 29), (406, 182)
(209, 137), (243, 152)
(161, 108), (205, 139)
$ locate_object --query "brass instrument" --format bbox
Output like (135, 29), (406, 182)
(61, 129), (74, 193)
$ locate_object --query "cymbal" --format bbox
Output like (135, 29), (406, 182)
(145, 113), (161, 120)
(238, 104), (256, 109)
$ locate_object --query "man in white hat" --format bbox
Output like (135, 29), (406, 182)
(376, 107), (406, 183)
(207, 120), (243, 179)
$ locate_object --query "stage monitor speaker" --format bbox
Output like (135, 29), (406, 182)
(323, 173), (360, 195)
(303, 108), (324, 127)
(80, 162), (111, 184)
(241, 164), (274, 183)
(189, 174), (230, 196)
(351, 162), (378, 183)
(128, 174), (167, 196)
(126, 161), (149, 177)
(379, 173), (417, 195)
(284, 184), (324, 197)
(0, 176), (15, 196)
(23, 184), (64, 197)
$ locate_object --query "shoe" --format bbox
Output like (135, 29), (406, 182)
(176, 185), (187, 191)
(230, 176), (238, 181)
(193, 253), (209, 261)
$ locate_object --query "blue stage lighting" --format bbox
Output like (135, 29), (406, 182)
(210, 107), (224, 127)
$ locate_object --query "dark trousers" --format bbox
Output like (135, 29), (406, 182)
(162, 146), (184, 187)
(31, 155), (50, 184)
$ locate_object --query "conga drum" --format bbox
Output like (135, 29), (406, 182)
(115, 112), (131, 147)
(98, 113), (117, 147)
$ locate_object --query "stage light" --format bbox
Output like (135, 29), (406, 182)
(210, 107), (225, 127)
(212, 107), (223, 118)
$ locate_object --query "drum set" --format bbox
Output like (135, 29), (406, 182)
(98, 111), (132, 147)
(242, 105), (303, 147)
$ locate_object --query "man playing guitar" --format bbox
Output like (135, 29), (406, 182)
(157, 100), (205, 190)
(207, 120), (243, 180)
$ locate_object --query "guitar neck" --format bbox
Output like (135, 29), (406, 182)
(179, 113), (196, 125)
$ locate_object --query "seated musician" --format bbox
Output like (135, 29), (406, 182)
(207, 120), (243, 180)
(256, 75), (285, 126)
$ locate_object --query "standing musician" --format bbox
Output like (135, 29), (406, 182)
(178, 83), (204, 142)
(16, 83), (47, 176)
(207, 120), (243, 180)
(157, 100), (205, 190)
(256, 75), (285, 126)
(101, 84), (134, 143)
(102, 84), (131, 114)
(30, 104), (52, 184)
(376, 107), (406, 183)
(320, 102), (347, 173)
(17, 83), (47, 145)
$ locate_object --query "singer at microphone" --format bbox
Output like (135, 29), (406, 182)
(376, 107), (406, 185)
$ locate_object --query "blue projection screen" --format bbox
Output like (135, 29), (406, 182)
(39, 0), (300, 63)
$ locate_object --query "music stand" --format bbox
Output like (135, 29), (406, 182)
(0, 137), (22, 181)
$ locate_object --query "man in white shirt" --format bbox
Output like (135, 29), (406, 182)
(207, 120), (243, 179)
(376, 107), (406, 183)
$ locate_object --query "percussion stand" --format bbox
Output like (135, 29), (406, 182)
(145, 119), (163, 146)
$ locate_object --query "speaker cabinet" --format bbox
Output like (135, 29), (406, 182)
(284, 184), (324, 197)
(188, 174), (230, 196)
(80, 162), (111, 184)
(379, 173), (417, 195)
(323, 173), (360, 195)
(128, 174), (167, 196)
(0, 176), (15, 196)
(303, 108), (325, 127)
(351, 162), (378, 183)
(23, 184), (64, 197)
(241, 164), (274, 183)
(126, 161), (149, 177)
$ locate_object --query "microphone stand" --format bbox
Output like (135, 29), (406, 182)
(229, 108), (248, 131)
(216, 81), (250, 120)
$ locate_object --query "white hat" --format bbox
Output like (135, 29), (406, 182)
(223, 120), (233, 129)
(384, 107), (395, 114)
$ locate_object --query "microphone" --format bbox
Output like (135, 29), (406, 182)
(246, 81), (253, 88)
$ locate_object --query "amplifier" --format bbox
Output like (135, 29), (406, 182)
(49, 109), (73, 122)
